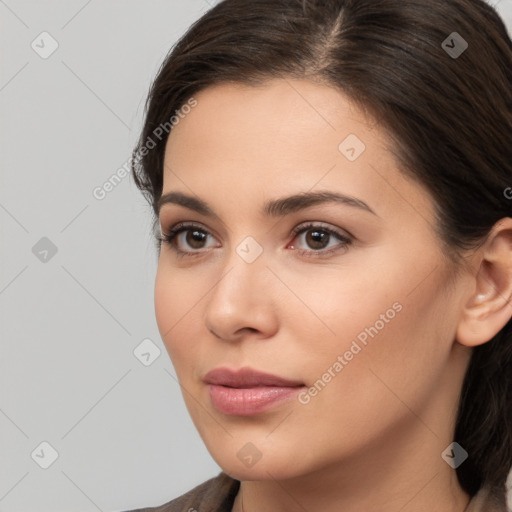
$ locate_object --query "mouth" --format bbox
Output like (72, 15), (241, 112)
(203, 366), (306, 416)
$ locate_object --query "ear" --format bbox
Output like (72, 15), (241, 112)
(456, 217), (512, 347)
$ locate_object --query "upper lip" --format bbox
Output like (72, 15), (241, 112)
(203, 367), (304, 388)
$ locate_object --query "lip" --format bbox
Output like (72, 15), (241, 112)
(203, 367), (304, 388)
(203, 367), (305, 416)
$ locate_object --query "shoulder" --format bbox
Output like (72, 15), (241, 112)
(123, 472), (240, 512)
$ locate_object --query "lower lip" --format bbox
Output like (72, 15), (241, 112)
(208, 384), (304, 415)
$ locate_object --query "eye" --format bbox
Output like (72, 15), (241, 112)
(157, 222), (219, 257)
(288, 223), (352, 258)
(157, 221), (353, 259)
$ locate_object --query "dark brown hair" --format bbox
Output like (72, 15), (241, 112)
(131, 0), (512, 503)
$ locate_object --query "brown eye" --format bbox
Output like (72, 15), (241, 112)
(185, 229), (208, 249)
(304, 229), (331, 250)
(289, 223), (353, 258)
(158, 223), (219, 257)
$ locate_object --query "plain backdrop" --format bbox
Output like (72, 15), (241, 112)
(1, 1), (511, 511)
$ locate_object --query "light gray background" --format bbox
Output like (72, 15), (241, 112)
(1, 1), (511, 511)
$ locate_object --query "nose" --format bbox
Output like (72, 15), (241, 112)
(203, 247), (279, 342)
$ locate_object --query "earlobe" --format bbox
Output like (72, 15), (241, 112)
(456, 218), (512, 348)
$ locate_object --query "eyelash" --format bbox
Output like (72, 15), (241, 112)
(156, 222), (353, 259)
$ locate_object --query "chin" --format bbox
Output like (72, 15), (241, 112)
(219, 460), (294, 482)
(208, 443), (308, 482)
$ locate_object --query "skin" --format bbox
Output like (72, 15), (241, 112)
(154, 78), (512, 512)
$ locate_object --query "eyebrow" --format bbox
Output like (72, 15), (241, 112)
(157, 190), (378, 218)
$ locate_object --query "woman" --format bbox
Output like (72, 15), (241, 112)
(126, 0), (512, 510)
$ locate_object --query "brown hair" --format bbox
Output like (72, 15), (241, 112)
(131, 0), (512, 503)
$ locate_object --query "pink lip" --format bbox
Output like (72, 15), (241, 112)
(203, 367), (305, 416)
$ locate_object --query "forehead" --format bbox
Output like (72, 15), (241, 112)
(161, 78), (435, 224)
(166, 78), (377, 155)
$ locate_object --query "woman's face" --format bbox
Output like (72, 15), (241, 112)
(154, 78), (471, 481)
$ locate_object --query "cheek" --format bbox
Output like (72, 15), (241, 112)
(154, 265), (197, 363)
(292, 248), (452, 380)
(300, 269), (456, 422)
(282, 265), (402, 361)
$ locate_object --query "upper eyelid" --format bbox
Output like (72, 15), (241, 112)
(292, 222), (352, 237)
(162, 221), (352, 244)
(161, 220), (222, 239)
(161, 220), (348, 234)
